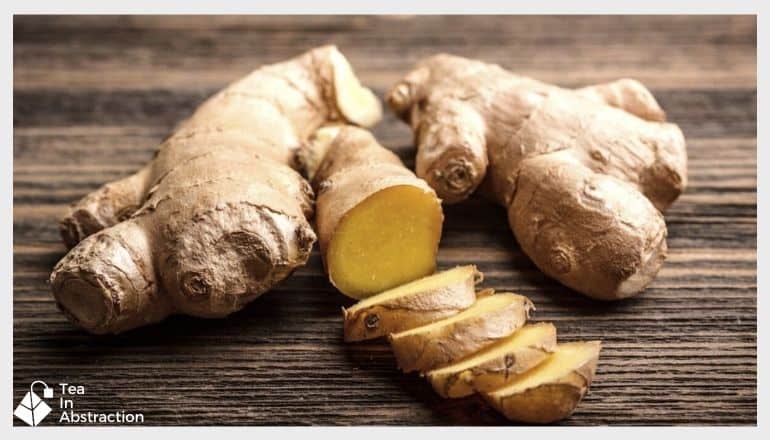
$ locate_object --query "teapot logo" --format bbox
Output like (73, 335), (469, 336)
(14, 381), (54, 426)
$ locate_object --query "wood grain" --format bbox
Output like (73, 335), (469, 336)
(12, 15), (756, 425)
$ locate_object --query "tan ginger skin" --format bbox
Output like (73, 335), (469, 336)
(387, 54), (687, 300)
(50, 46), (382, 334)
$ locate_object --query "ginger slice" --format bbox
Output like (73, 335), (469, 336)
(389, 293), (533, 373)
(426, 322), (556, 398)
(483, 341), (601, 424)
(343, 265), (480, 342)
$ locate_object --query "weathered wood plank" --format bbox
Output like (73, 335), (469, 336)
(13, 89), (758, 139)
(13, 16), (756, 90)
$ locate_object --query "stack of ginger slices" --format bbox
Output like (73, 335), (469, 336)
(342, 265), (601, 424)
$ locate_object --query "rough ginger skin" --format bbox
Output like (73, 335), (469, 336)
(387, 54), (687, 300)
(50, 46), (382, 334)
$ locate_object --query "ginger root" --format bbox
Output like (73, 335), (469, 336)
(51, 46), (381, 334)
(387, 54), (687, 300)
(301, 125), (444, 299)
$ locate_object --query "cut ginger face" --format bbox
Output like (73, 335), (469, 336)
(327, 185), (443, 299)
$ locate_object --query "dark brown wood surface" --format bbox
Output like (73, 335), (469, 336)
(13, 15), (757, 426)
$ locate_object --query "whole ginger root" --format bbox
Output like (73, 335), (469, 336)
(51, 46), (381, 334)
(388, 55), (687, 300)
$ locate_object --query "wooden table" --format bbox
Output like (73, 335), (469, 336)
(13, 15), (757, 425)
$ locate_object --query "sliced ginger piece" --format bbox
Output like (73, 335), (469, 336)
(343, 265), (480, 342)
(426, 322), (556, 398)
(388, 293), (533, 373)
(483, 341), (602, 424)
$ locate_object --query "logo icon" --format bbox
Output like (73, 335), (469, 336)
(14, 381), (54, 426)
